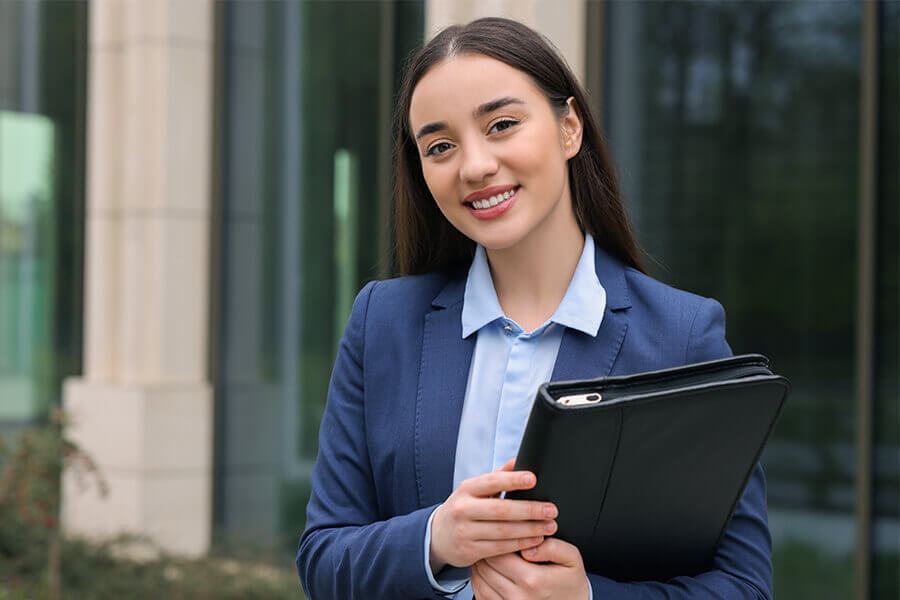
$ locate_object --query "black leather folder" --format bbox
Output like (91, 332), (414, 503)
(507, 354), (789, 582)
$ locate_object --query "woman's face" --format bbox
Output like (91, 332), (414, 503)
(408, 53), (582, 251)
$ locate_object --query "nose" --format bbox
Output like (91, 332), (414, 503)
(458, 137), (499, 184)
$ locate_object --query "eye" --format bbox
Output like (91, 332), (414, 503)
(425, 141), (453, 157)
(489, 119), (519, 134)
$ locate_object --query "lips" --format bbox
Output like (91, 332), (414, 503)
(467, 186), (518, 210)
(466, 186), (519, 220)
(464, 185), (519, 206)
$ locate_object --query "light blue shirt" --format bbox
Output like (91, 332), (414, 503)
(423, 233), (606, 599)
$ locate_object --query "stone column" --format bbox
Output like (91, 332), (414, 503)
(61, 0), (214, 557)
(425, 0), (586, 81)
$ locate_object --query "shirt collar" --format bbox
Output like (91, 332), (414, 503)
(461, 233), (606, 338)
(461, 245), (506, 338)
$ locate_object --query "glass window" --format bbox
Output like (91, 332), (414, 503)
(214, 0), (424, 555)
(872, 1), (899, 596)
(601, 2), (862, 596)
(0, 0), (86, 428)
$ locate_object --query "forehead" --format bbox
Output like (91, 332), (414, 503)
(409, 54), (543, 128)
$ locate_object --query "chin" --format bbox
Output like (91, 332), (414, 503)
(466, 228), (528, 252)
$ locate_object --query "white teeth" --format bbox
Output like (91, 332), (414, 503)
(471, 188), (517, 210)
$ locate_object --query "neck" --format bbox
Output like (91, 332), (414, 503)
(485, 188), (584, 330)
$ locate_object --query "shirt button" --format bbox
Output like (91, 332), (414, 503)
(503, 322), (513, 332)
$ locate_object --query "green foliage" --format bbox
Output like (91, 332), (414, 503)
(2, 534), (304, 600)
(0, 416), (303, 599)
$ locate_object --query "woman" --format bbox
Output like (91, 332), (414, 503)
(297, 17), (772, 600)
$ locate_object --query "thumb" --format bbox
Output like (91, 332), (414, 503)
(521, 538), (582, 568)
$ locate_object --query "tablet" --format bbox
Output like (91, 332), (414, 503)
(506, 354), (788, 582)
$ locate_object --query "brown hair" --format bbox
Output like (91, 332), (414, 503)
(392, 16), (645, 276)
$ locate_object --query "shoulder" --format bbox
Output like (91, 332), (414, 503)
(620, 266), (731, 364)
(361, 270), (458, 317)
(343, 271), (462, 381)
(622, 267), (716, 324)
(368, 271), (453, 304)
(346, 270), (461, 339)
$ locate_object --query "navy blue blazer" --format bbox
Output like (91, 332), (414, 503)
(297, 245), (772, 599)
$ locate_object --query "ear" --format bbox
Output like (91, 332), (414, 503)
(560, 97), (584, 160)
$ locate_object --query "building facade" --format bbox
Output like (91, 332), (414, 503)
(0, 1), (897, 598)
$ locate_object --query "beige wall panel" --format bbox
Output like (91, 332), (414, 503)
(118, 44), (212, 216)
(86, 49), (125, 214)
(63, 380), (213, 472)
(116, 213), (209, 384)
(83, 214), (121, 381)
(63, 380), (213, 557)
(425, 0), (585, 81)
(122, 0), (213, 45)
(121, 44), (165, 212)
(63, 470), (212, 557)
(89, 0), (126, 49)
(156, 216), (210, 382)
(163, 45), (213, 216)
(64, 0), (215, 556)
(117, 213), (163, 382)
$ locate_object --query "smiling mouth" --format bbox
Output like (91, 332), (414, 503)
(465, 186), (520, 210)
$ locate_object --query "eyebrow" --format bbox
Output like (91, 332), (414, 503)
(414, 96), (525, 141)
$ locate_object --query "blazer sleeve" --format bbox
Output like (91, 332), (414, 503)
(295, 281), (443, 600)
(587, 298), (773, 599)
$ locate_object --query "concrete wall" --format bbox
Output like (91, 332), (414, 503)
(61, 0), (215, 557)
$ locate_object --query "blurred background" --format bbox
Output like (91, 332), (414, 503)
(0, 0), (897, 598)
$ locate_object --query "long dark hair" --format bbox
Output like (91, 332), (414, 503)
(392, 17), (645, 276)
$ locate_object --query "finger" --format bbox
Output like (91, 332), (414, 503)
(471, 577), (503, 600)
(521, 537), (583, 567)
(474, 536), (545, 559)
(484, 552), (533, 583)
(466, 498), (558, 522)
(468, 519), (556, 541)
(461, 470), (537, 497)
(472, 560), (513, 599)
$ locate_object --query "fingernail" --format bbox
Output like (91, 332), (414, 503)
(544, 521), (556, 533)
(525, 547), (538, 557)
(519, 473), (534, 485)
(543, 506), (556, 519)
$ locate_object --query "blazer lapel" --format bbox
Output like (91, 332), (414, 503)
(415, 276), (475, 508)
(551, 310), (628, 381)
(551, 244), (632, 382)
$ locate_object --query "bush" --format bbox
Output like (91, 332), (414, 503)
(0, 414), (303, 599)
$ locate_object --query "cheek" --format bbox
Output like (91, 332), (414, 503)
(421, 165), (452, 205)
(421, 165), (464, 222)
(510, 125), (567, 174)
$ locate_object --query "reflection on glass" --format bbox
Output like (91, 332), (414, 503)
(333, 149), (358, 344)
(215, 0), (424, 555)
(872, 2), (899, 597)
(0, 112), (55, 421)
(602, 1), (861, 596)
(0, 0), (85, 431)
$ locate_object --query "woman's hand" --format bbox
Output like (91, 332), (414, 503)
(429, 459), (559, 573)
(470, 537), (589, 600)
